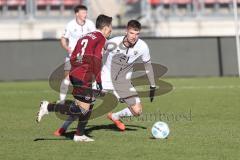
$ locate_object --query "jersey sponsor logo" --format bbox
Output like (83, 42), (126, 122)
(105, 42), (127, 52)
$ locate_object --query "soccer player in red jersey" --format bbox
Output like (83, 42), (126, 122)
(36, 14), (112, 142)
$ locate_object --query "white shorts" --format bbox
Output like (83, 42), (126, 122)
(64, 56), (71, 71)
(100, 80), (141, 107)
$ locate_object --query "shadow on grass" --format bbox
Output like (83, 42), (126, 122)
(33, 137), (71, 141)
(149, 137), (169, 140)
(34, 124), (147, 141)
(86, 123), (147, 134)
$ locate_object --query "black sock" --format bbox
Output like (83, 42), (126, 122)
(47, 103), (56, 112)
(47, 102), (80, 116)
(76, 105), (93, 136)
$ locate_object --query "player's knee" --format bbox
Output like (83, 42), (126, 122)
(63, 78), (70, 85)
(130, 104), (142, 116)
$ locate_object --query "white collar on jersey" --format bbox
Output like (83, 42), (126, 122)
(122, 36), (139, 48)
(75, 18), (86, 26)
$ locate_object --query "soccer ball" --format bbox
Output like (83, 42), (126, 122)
(151, 121), (170, 139)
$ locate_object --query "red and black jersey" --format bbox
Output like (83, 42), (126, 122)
(70, 31), (106, 84)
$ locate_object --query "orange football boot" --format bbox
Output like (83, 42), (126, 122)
(107, 113), (125, 131)
(53, 128), (66, 136)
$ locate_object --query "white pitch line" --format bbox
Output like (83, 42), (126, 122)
(0, 85), (239, 95)
(173, 85), (240, 90)
(0, 90), (53, 94)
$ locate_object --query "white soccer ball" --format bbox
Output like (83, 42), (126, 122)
(151, 121), (170, 139)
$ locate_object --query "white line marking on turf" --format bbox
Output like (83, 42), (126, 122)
(0, 85), (239, 95)
(0, 90), (53, 94)
(174, 85), (240, 90)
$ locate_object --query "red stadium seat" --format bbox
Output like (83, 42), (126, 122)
(218, 0), (231, 3)
(37, 0), (61, 6)
(159, 0), (172, 5)
(36, 0), (48, 6)
(126, 0), (139, 4)
(48, 0), (61, 5)
(6, 0), (26, 6)
(0, 0), (6, 5)
(148, 0), (161, 5)
(204, 0), (217, 4)
(172, 0), (191, 5)
(63, 0), (81, 6)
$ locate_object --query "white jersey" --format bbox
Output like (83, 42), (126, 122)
(62, 18), (96, 53)
(101, 36), (150, 90)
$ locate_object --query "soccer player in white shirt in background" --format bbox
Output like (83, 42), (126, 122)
(54, 19), (156, 135)
(59, 5), (95, 104)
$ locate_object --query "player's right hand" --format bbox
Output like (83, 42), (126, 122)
(149, 86), (156, 102)
(67, 47), (72, 54)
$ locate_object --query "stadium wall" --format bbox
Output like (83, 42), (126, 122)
(0, 37), (238, 81)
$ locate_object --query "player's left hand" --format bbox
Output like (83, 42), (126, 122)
(149, 86), (156, 102)
(96, 82), (103, 91)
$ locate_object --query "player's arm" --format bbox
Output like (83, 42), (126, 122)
(70, 40), (81, 66)
(141, 43), (156, 102)
(60, 37), (71, 54)
(144, 61), (156, 87)
(144, 60), (156, 102)
(60, 24), (72, 54)
(93, 38), (106, 90)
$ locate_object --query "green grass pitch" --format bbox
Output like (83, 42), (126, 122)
(0, 77), (239, 160)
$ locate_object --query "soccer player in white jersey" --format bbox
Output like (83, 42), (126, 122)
(59, 5), (95, 104)
(52, 20), (156, 136)
(104, 20), (156, 131)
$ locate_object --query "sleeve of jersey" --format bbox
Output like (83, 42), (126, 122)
(93, 38), (105, 83)
(144, 61), (156, 87)
(141, 42), (155, 86)
(62, 23), (70, 38)
(141, 43), (151, 62)
(70, 40), (81, 66)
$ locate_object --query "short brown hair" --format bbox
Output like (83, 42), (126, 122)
(96, 14), (112, 29)
(74, 5), (87, 13)
(127, 20), (141, 31)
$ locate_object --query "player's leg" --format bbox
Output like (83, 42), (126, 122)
(107, 82), (142, 131)
(74, 104), (93, 137)
(54, 81), (100, 136)
(108, 96), (142, 131)
(68, 76), (95, 142)
(36, 100), (81, 123)
(53, 114), (77, 136)
(36, 98), (94, 142)
(59, 58), (71, 103)
(72, 99), (94, 142)
(54, 59), (73, 135)
(112, 98), (142, 119)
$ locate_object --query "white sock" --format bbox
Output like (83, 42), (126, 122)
(59, 78), (70, 102)
(112, 107), (133, 120)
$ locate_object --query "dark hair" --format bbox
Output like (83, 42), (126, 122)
(96, 14), (112, 29)
(127, 20), (141, 30)
(74, 5), (87, 13)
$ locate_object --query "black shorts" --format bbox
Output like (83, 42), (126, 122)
(69, 75), (93, 103)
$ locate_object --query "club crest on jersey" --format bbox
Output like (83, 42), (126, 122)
(134, 51), (138, 55)
(85, 95), (91, 101)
